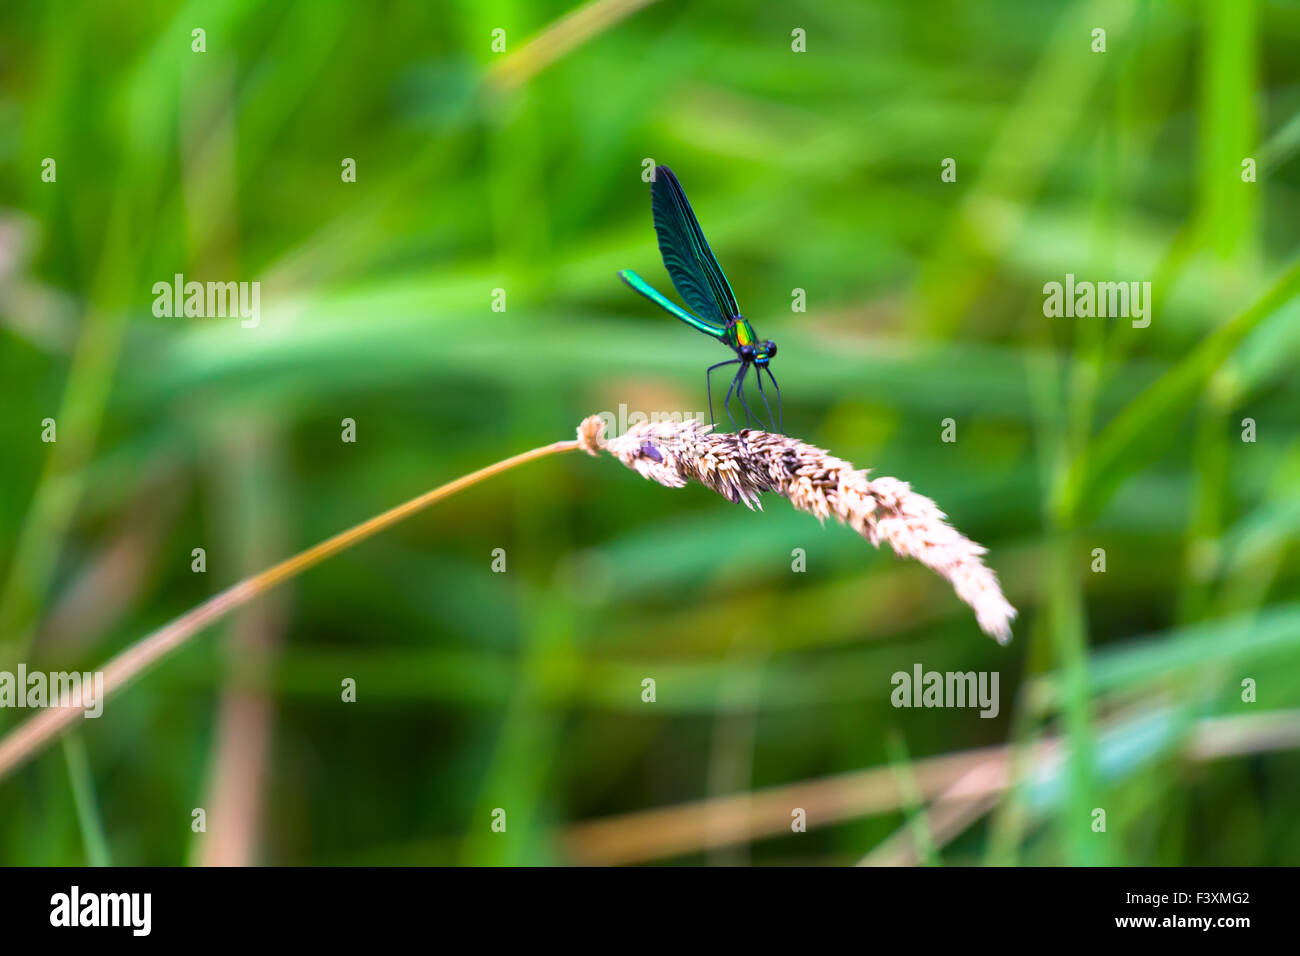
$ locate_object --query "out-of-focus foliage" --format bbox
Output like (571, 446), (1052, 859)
(0, 0), (1297, 865)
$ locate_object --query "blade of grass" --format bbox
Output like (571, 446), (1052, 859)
(61, 731), (110, 866)
(881, 729), (940, 866)
(1064, 255), (1300, 522)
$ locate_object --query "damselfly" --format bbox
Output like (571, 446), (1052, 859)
(618, 166), (781, 432)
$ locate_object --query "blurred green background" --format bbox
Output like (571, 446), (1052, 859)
(1, 0), (1299, 866)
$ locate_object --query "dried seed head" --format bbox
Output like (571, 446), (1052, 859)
(577, 414), (1017, 643)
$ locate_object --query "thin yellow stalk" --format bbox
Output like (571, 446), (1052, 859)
(0, 439), (580, 782)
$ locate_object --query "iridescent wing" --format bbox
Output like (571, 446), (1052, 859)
(618, 269), (724, 339)
(650, 165), (740, 324)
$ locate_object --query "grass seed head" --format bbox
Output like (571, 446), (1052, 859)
(578, 414), (1017, 643)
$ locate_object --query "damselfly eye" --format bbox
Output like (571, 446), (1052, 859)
(763, 340), (777, 358)
(739, 344), (755, 359)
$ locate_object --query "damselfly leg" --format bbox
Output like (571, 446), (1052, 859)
(734, 362), (761, 429)
(722, 363), (746, 429)
(755, 366), (780, 433)
(706, 359), (741, 428)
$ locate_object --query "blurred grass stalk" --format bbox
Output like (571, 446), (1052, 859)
(563, 709), (1300, 866)
(486, 0), (658, 91)
(189, 424), (288, 867)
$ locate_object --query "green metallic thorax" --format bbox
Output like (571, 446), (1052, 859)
(727, 317), (774, 363)
(725, 317), (756, 350)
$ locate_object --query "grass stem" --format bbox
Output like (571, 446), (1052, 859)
(0, 439), (580, 783)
